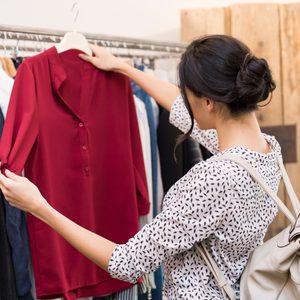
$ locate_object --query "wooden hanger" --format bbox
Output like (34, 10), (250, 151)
(4, 57), (17, 78)
(0, 57), (9, 75)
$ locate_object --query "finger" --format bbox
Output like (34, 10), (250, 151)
(78, 54), (94, 63)
(5, 169), (21, 181)
(78, 53), (89, 60)
(0, 172), (13, 188)
(1, 186), (11, 200)
(2, 192), (20, 208)
(89, 44), (102, 54)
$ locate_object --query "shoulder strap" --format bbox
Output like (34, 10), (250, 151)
(276, 156), (300, 215)
(195, 152), (300, 300)
(211, 153), (298, 224)
(195, 243), (237, 300)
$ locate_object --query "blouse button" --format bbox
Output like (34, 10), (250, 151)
(82, 145), (87, 150)
(78, 122), (84, 127)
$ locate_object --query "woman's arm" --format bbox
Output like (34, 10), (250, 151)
(0, 164), (233, 283)
(79, 45), (179, 111)
(0, 170), (115, 271)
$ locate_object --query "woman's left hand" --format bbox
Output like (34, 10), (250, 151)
(0, 170), (49, 216)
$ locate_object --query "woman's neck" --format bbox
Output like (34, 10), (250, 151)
(216, 112), (270, 154)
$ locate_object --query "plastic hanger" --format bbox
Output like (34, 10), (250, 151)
(56, 31), (92, 55)
(55, 2), (92, 56)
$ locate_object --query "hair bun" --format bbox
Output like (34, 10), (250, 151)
(234, 54), (276, 110)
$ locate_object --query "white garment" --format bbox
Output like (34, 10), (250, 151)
(108, 95), (282, 300)
(144, 67), (166, 214)
(150, 98), (164, 214)
(134, 96), (156, 292)
(134, 96), (153, 227)
(154, 58), (180, 84)
(0, 67), (13, 117)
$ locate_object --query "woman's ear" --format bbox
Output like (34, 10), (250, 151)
(204, 98), (215, 113)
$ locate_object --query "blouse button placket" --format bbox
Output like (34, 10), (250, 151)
(77, 120), (89, 176)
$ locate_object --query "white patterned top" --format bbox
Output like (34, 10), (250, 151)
(108, 95), (282, 299)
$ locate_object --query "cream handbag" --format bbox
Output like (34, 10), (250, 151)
(195, 153), (300, 300)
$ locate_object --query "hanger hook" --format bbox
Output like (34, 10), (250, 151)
(3, 32), (7, 56)
(12, 34), (20, 58)
(71, 1), (80, 24)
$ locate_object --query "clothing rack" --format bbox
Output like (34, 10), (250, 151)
(0, 25), (186, 58)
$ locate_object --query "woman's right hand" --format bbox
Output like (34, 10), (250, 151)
(80, 44), (179, 112)
(79, 44), (124, 72)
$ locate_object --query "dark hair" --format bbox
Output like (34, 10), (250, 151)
(177, 34), (276, 144)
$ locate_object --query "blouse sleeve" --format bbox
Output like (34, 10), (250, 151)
(108, 161), (234, 283)
(0, 61), (39, 174)
(169, 95), (219, 154)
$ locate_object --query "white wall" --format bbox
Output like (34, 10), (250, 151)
(1, 0), (300, 42)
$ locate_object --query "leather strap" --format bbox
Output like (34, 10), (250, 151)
(195, 243), (237, 300)
(276, 156), (300, 215)
(195, 152), (300, 300)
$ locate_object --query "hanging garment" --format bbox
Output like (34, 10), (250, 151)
(3, 203), (32, 300)
(157, 106), (183, 193)
(11, 57), (24, 70)
(149, 99), (165, 300)
(134, 96), (156, 298)
(150, 98), (164, 216)
(0, 57), (9, 75)
(96, 97), (153, 300)
(154, 58), (179, 85)
(134, 96), (153, 227)
(153, 66), (205, 193)
(131, 65), (158, 219)
(0, 107), (18, 300)
(3, 57), (17, 78)
(182, 138), (203, 174)
(96, 95), (157, 300)
(131, 72), (163, 300)
(0, 47), (149, 300)
(94, 285), (138, 300)
(0, 193), (18, 300)
(0, 68), (33, 300)
(0, 67), (14, 117)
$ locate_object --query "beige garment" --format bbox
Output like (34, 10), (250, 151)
(0, 57), (9, 75)
(4, 57), (17, 77)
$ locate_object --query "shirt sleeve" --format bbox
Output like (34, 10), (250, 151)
(0, 61), (39, 175)
(169, 95), (219, 154)
(108, 161), (233, 283)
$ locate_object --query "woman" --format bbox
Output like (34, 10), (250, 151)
(0, 35), (280, 299)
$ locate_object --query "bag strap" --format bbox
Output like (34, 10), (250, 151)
(195, 152), (300, 300)
(211, 153), (298, 224)
(276, 156), (300, 215)
(195, 243), (237, 300)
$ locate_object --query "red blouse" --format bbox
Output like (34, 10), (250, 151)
(0, 47), (149, 299)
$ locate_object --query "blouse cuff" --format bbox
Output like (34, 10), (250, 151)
(107, 244), (140, 284)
